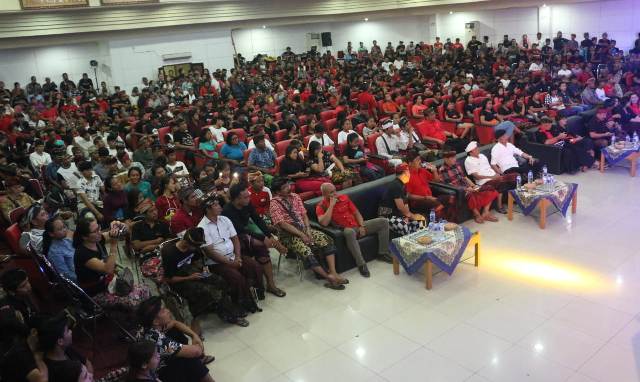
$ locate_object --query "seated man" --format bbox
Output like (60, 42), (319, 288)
(269, 177), (347, 290)
(490, 130), (542, 177)
(0, 268), (38, 325)
(247, 171), (273, 226)
(161, 227), (248, 328)
(375, 119), (404, 167)
(170, 186), (204, 236)
(464, 141), (516, 214)
(586, 107), (618, 161)
(76, 160), (104, 221)
(0, 176), (35, 223)
(379, 163), (426, 236)
(222, 183), (286, 298)
(136, 296), (215, 382)
(438, 151), (499, 224)
(316, 183), (391, 277)
(247, 134), (277, 186)
(404, 151), (452, 219)
(131, 199), (173, 255)
(416, 108), (468, 153)
(198, 194), (262, 313)
(307, 124), (334, 149)
(38, 312), (94, 382)
(19, 203), (49, 255)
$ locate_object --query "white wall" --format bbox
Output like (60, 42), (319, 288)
(233, 16), (431, 59)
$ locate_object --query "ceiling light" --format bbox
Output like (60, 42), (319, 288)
(262, 25), (266, 29)
(364, 17), (369, 22)
(449, 11), (454, 14)
(542, 3), (547, 7)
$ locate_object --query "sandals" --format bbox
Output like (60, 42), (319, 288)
(201, 355), (216, 365)
(267, 287), (286, 297)
(324, 282), (345, 290)
(338, 278), (349, 285)
(232, 317), (250, 327)
(473, 215), (485, 224)
(484, 214), (499, 222)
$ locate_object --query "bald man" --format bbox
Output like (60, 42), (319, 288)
(316, 183), (391, 277)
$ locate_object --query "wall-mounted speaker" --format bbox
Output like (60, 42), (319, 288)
(321, 32), (332, 47)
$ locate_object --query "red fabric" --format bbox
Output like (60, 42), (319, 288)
(294, 177), (329, 195)
(316, 194), (359, 228)
(155, 195), (181, 222)
(416, 119), (446, 142)
(248, 187), (271, 215)
(406, 168), (433, 197)
(0, 115), (12, 132)
(466, 190), (499, 210)
(357, 91), (377, 113)
(169, 207), (202, 235)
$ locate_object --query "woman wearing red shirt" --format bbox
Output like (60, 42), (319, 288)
(155, 176), (181, 223)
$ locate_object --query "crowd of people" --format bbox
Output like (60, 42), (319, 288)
(2, 28), (640, 381)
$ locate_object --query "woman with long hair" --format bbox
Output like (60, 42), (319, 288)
(279, 144), (329, 195)
(155, 176), (181, 224)
(307, 140), (354, 187)
(125, 167), (154, 201)
(43, 216), (77, 282)
(103, 176), (129, 224)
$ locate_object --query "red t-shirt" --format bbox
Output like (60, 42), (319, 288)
(169, 208), (203, 235)
(155, 195), (181, 222)
(405, 168), (433, 197)
(248, 187), (271, 215)
(357, 91), (377, 113)
(416, 119), (446, 142)
(315, 194), (359, 228)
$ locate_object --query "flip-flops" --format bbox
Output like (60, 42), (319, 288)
(202, 355), (215, 365)
(267, 287), (286, 297)
(324, 282), (345, 290)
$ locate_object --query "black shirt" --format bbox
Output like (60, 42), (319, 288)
(222, 203), (271, 241)
(44, 348), (87, 382)
(160, 241), (199, 279)
(279, 157), (306, 176)
(380, 178), (407, 217)
(0, 340), (37, 382)
(132, 220), (171, 243)
(74, 241), (108, 293)
(173, 131), (194, 146)
(0, 295), (37, 327)
(481, 110), (496, 122)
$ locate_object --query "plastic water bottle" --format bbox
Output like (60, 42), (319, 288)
(429, 210), (436, 225)
(542, 165), (548, 177)
(633, 132), (639, 149)
(611, 134), (616, 146)
(626, 134), (631, 143)
(527, 170), (533, 184)
(516, 175), (522, 189)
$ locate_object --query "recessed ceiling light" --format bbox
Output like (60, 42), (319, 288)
(364, 17), (369, 22)
(542, 3), (547, 7)
(449, 11), (454, 14)
(262, 25), (266, 29)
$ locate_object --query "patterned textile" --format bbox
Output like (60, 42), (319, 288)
(388, 216), (425, 236)
(390, 225), (472, 275)
(136, 327), (182, 371)
(602, 143), (639, 167)
(92, 284), (151, 309)
(438, 163), (466, 187)
(510, 181), (578, 216)
(278, 228), (335, 269)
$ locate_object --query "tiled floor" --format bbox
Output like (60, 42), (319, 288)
(201, 165), (640, 382)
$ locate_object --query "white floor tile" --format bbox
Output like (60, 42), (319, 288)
(337, 325), (421, 373)
(579, 342), (640, 382)
(477, 346), (575, 382)
(383, 304), (462, 345)
(381, 347), (473, 382)
(465, 301), (547, 342)
(553, 298), (634, 341)
(286, 349), (377, 382)
(211, 348), (281, 382)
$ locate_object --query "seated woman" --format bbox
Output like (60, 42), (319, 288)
(438, 151), (499, 224)
(103, 176), (129, 225)
(411, 95), (428, 118)
(0, 176), (35, 224)
(18, 203), (49, 255)
(279, 144), (329, 195)
(197, 128), (219, 160)
(342, 132), (385, 182)
(213, 161), (233, 195)
(444, 101), (474, 139)
(219, 132), (247, 166)
(136, 297), (215, 382)
(282, 120), (301, 141)
(307, 141), (354, 187)
(73, 217), (150, 309)
(378, 163), (426, 236)
(43, 216), (77, 281)
(621, 93), (640, 136)
(337, 118), (363, 145)
(533, 116), (595, 173)
(125, 167), (155, 201)
(479, 99), (499, 126)
(155, 175), (181, 223)
(462, 94), (476, 120)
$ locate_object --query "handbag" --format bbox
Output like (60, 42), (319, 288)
(114, 266), (134, 297)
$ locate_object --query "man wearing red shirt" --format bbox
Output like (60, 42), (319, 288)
(247, 171), (272, 222)
(404, 151), (452, 218)
(316, 183), (390, 277)
(169, 187), (204, 236)
(357, 83), (378, 119)
(415, 109), (468, 153)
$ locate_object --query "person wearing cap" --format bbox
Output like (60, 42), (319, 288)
(438, 151), (499, 224)
(39, 313), (94, 382)
(170, 186), (204, 236)
(580, 77), (601, 107)
(269, 177), (348, 290)
(247, 171), (273, 226)
(317, 182), (391, 277)
(198, 194), (264, 312)
(76, 160), (104, 221)
(0, 176), (35, 223)
(375, 119), (404, 167)
(464, 141), (517, 214)
(136, 296), (216, 382)
(490, 129), (541, 178)
(56, 154), (81, 192)
(223, 183), (286, 298)
(379, 162), (426, 236)
(161, 227), (248, 329)
(131, 199), (172, 254)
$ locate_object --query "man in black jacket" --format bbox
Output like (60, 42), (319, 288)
(222, 183), (286, 298)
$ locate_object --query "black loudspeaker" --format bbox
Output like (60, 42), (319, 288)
(321, 32), (332, 47)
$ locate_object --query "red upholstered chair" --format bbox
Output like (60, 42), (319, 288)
(157, 126), (170, 145)
(275, 155), (285, 174)
(225, 128), (247, 143)
(455, 100), (465, 114)
(437, 104), (445, 120)
(320, 110), (336, 123)
(325, 118), (337, 131)
(303, 135), (312, 148)
(300, 125), (309, 138)
(29, 179), (44, 199)
(243, 148), (254, 166)
(473, 108), (482, 125)
(4, 223), (23, 254)
(275, 139), (293, 156)
(476, 126), (496, 145)
(9, 207), (26, 225)
(274, 129), (288, 142)
(328, 129), (339, 144)
(215, 142), (225, 154)
(323, 145), (335, 155)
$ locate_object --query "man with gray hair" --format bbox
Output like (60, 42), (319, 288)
(316, 183), (391, 277)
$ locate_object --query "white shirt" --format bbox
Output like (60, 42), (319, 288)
(595, 88), (608, 101)
(248, 138), (274, 151)
(57, 163), (81, 190)
(529, 62), (543, 72)
(464, 154), (497, 186)
(29, 151), (52, 169)
(398, 130), (421, 150)
(77, 173), (104, 209)
(307, 134), (334, 149)
(490, 142), (523, 172)
(209, 126), (227, 143)
(198, 215), (237, 263)
(74, 136), (94, 158)
(375, 133), (400, 158)
(166, 161), (189, 176)
(337, 130), (363, 145)
(558, 68), (572, 78)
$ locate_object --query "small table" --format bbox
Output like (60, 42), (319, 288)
(599, 143), (640, 177)
(508, 182), (578, 229)
(391, 227), (480, 290)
